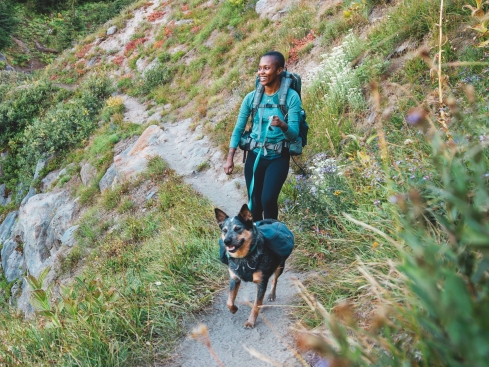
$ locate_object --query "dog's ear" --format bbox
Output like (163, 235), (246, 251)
(238, 204), (253, 223)
(215, 208), (228, 227)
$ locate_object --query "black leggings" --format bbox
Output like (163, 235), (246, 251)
(244, 150), (290, 221)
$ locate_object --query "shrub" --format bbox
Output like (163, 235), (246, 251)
(0, 80), (58, 146)
(0, 1), (17, 51)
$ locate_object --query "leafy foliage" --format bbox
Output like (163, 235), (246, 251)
(0, 1), (17, 51)
(0, 79), (58, 146)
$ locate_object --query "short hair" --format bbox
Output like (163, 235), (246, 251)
(262, 51), (285, 69)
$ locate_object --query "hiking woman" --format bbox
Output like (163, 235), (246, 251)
(223, 51), (302, 221)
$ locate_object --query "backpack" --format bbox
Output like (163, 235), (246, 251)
(219, 219), (294, 264)
(250, 71), (309, 155)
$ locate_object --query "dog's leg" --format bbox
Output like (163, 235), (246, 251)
(227, 270), (241, 314)
(268, 260), (285, 302)
(244, 271), (268, 328)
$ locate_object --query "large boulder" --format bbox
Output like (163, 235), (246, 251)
(99, 125), (166, 191)
(11, 190), (76, 278)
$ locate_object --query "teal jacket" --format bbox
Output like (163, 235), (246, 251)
(229, 88), (301, 159)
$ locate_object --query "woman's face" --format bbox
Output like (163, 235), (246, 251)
(257, 56), (283, 87)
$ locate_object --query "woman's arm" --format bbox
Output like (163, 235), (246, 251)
(224, 92), (254, 174)
(269, 91), (301, 141)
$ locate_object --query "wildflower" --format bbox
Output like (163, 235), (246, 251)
(155, 281), (162, 286)
(334, 190), (341, 196)
(406, 107), (428, 125)
(374, 200), (380, 206)
(373, 242), (379, 248)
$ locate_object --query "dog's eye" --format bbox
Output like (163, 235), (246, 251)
(223, 228), (228, 233)
(234, 226), (242, 232)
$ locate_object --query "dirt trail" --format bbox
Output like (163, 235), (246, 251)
(165, 271), (305, 367)
(121, 96), (304, 366)
(119, 100), (305, 365)
(98, 1), (305, 363)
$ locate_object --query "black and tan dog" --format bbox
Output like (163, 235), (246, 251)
(215, 204), (285, 328)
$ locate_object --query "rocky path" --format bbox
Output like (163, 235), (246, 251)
(119, 96), (305, 366)
(165, 271), (305, 367)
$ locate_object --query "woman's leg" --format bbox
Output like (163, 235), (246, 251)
(244, 151), (265, 220)
(261, 153), (290, 219)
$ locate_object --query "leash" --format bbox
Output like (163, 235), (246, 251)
(248, 115), (272, 211)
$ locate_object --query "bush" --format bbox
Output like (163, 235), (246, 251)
(0, 1), (17, 51)
(0, 80), (58, 146)
(10, 74), (112, 184)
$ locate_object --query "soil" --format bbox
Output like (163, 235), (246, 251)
(164, 270), (306, 367)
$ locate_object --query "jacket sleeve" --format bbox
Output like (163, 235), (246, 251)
(282, 90), (301, 142)
(229, 92), (254, 148)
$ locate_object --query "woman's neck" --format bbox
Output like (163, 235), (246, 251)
(264, 80), (281, 95)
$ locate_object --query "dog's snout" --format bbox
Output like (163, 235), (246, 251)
(223, 236), (233, 246)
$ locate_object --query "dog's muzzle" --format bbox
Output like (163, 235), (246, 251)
(224, 238), (244, 253)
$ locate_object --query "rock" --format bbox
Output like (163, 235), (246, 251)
(255, 0), (296, 20)
(99, 164), (117, 192)
(80, 162), (97, 186)
(17, 277), (38, 315)
(88, 57), (98, 67)
(136, 57), (147, 73)
(12, 190), (76, 278)
(100, 125), (168, 191)
(61, 225), (79, 247)
(45, 199), (76, 251)
(146, 189), (158, 201)
(142, 58), (158, 77)
(1, 239), (25, 282)
(0, 211), (18, 243)
(107, 26), (117, 35)
(174, 19), (194, 26)
(0, 183), (6, 206)
(33, 158), (48, 181)
(20, 187), (36, 206)
(40, 170), (60, 192)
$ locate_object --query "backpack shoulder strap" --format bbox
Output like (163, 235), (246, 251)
(278, 72), (292, 121)
(250, 85), (264, 126)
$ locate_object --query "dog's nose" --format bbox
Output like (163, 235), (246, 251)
(223, 237), (232, 246)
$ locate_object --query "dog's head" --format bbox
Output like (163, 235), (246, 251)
(215, 204), (254, 258)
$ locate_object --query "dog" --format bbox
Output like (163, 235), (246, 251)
(215, 204), (286, 328)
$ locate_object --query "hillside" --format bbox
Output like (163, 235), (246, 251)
(1, 0), (489, 366)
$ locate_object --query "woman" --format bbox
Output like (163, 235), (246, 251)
(223, 51), (302, 221)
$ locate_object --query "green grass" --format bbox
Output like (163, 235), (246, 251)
(0, 173), (225, 366)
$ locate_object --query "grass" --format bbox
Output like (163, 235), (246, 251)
(1, 0), (489, 365)
(0, 170), (226, 366)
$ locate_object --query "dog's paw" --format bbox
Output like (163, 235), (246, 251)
(267, 293), (276, 302)
(244, 321), (255, 329)
(228, 305), (238, 314)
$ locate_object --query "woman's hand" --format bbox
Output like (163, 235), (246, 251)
(224, 149), (236, 174)
(270, 115), (288, 132)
